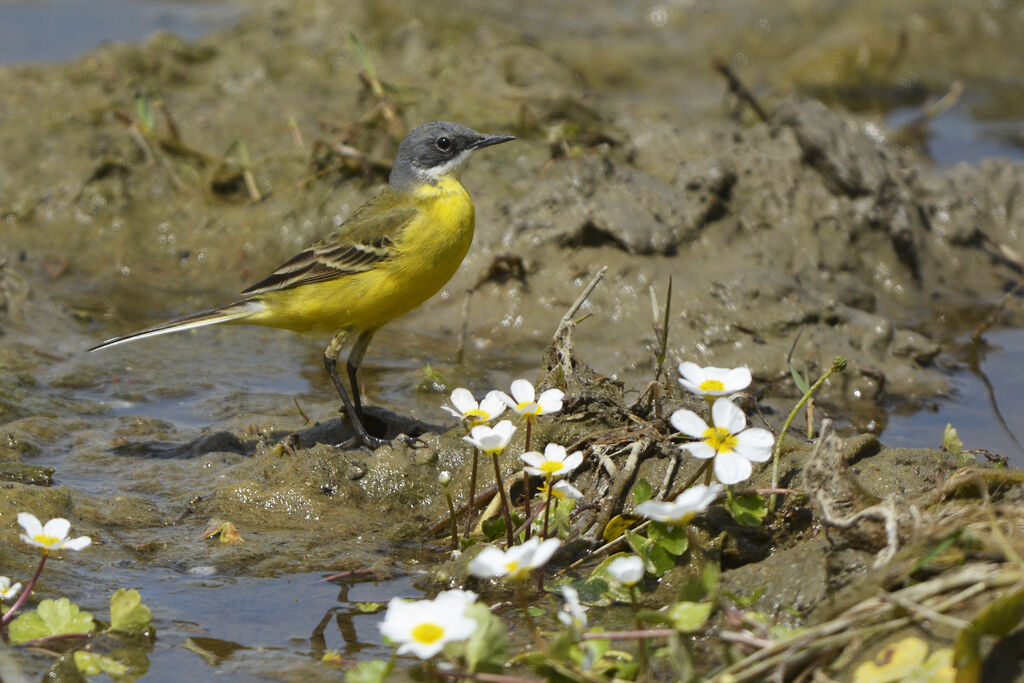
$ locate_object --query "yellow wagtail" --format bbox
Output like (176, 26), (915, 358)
(90, 121), (515, 447)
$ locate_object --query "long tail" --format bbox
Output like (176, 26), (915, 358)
(88, 300), (263, 351)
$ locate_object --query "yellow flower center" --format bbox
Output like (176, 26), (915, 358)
(411, 622), (445, 645)
(516, 401), (540, 416)
(539, 461), (564, 475)
(464, 408), (489, 426)
(669, 512), (696, 525)
(703, 426), (737, 453)
(33, 534), (60, 547)
(698, 378), (726, 392)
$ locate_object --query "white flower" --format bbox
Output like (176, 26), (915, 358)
(463, 420), (517, 454)
(678, 361), (751, 397)
(443, 388), (506, 426)
(552, 480), (584, 500)
(17, 513), (92, 552)
(671, 398), (774, 485)
(557, 585), (588, 629)
(635, 484), (723, 524)
(438, 471), (452, 486)
(0, 576), (22, 601)
(521, 443), (583, 479)
(499, 379), (564, 418)
(379, 589), (479, 659)
(468, 536), (561, 581)
(607, 555), (645, 586)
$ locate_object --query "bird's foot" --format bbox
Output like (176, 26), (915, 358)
(333, 432), (391, 452)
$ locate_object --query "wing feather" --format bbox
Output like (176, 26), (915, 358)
(241, 189), (416, 296)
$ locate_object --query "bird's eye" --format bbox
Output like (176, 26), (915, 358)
(435, 136), (452, 152)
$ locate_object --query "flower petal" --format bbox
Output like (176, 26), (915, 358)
(468, 545), (510, 578)
(607, 555), (645, 585)
(521, 451), (545, 468)
(678, 361), (702, 384)
(724, 366), (752, 391)
(635, 500), (674, 522)
(41, 518), (71, 541)
(450, 388), (477, 414)
(62, 536), (92, 551)
(711, 398), (746, 434)
(669, 409), (708, 438)
(562, 451), (584, 473)
(530, 538), (561, 569)
(675, 483), (722, 510)
(553, 481), (583, 499)
(541, 443), (563, 460)
(510, 379), (535, 404)
(17, 512), (42, 538)
(680, 441), (716, 460)
(495, 391), (517, 410)
(492, 420), (517, 445)
(536, 388), (564, 413)
(735, 428), (774, 462)
(479, 391), (507, 419)
(714, 451), (752, 485)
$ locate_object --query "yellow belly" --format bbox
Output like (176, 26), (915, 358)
(250, 177), (475, 334)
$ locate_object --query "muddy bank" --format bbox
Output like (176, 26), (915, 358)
(2, 0), (1024, 680)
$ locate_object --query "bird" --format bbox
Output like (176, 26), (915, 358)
(90, 121), (515, 448)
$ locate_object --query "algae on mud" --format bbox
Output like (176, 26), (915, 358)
(3, 0), (1024, 680)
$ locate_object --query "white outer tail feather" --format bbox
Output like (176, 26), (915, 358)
(88, 301), (263, 351)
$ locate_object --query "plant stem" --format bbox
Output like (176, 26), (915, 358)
(629, 585), (649, 675)
(441, 479), (459, 550)
(466, 445), (480, 536)
(769, 356), (847, 511)
(523, 419), (533, 540)
(1, 552), (47, 630)
(541, 477), (554, 539)
(492, 453), (516, 547)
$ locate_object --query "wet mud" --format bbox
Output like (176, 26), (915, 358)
(2, 0), (1024, 680)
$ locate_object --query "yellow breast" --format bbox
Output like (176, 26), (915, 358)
(253, 176), (475, 333)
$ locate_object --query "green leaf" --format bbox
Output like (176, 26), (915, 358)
(722, 586), (766, 608)
(788, 354), (810, 395)
(353, 602), (384, 613)
(632, 478), (653, 504)
(580, 555), (635, 605)
(74, 651), (129, 677)
(110, 589), (152, 634)
(725, 494), (768, 527)
(601, 515), (636, 543)
(460, 602), (508, 673)
(942, 423), (963, 455)
(8, 598), (95, 644)
(666, 601), (713, 632)
(345, 658), (393, 683)
(134, 94), (154, 134)
(649, 521), (689, 556)
(626, 529), (675, 577)
(481, 515), (506, 542)
(954, 586), (1024, 683)
(701, 561), (721, 597)
(553, 498), (575, 538)
(575, 576), (614, 607)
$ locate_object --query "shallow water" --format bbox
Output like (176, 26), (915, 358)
(0, 0), (240, 64)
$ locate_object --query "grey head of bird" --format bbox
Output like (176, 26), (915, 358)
(388, 121), (515, 190)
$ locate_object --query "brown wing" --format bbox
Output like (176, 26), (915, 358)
(240, 190), (416, 295)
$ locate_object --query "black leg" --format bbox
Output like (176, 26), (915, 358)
(346, 330), (374, 417)
(324, 330), (387, 449)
